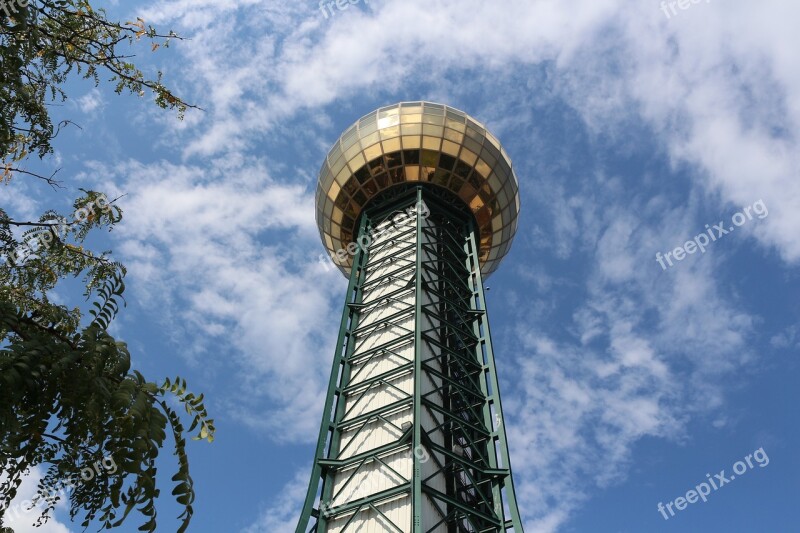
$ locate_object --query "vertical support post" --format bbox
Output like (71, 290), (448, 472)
(412, 187), (424, 533)
(466, 220), (525, 532)
(296, 215), (370, 533)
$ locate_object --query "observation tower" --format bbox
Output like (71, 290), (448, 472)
(298, 102), (524, 532)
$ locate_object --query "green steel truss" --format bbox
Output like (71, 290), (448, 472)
(298, 187), (524, 533)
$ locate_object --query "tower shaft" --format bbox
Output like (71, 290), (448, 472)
(299, 187), (524, 532)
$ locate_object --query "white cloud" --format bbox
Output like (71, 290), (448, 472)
(502, 177), (758, 530)
(88, 158), (343, 441)
(1, 467), (72, 533)
(240, 469), (307, 533)
(75, 89), (104, 114)
(144, 0), (800, 263)
(770, 324), (800, 349)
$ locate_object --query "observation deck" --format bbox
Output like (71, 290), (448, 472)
(315, 101), (520, 277)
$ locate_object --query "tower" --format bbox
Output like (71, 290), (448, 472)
(298, 102), (524, 532)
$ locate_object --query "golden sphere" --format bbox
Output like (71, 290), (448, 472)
(316, 101), (520, 277)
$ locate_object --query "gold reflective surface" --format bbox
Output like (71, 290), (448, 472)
(316, 101), (520, 277)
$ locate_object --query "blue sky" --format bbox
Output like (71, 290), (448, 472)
(3, 0), (799, 532)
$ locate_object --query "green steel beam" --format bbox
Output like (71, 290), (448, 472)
(296, 214), (370, 533)
(412, 187), (425, 532)
(466, 220), (524, 532)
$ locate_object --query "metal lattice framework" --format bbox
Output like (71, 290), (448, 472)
(298, 187), (524, 532)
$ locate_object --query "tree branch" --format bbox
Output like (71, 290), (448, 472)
(3, 167), (64, 188)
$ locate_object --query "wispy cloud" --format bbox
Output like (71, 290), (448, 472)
(75, 89), (104, 114)
(84, 157), (346, 441)
(1, 467), (72, 533)
(240, 470), (307, 533)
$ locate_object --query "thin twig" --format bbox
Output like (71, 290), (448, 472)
(4, 168), (64, 189)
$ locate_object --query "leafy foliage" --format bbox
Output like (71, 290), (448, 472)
(1, 0), (196, 184)
(0, 297), (215, 532)
(0, 191), (216, 532)
(0, 1), (214, 532)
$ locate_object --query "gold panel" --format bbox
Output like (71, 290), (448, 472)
(335, 167), (350, 185)
(441, 140), (460, 157)
(474, 159), (491, 178)
(491, 213), (503, 229)
(330, 155), (347, 177)
(485, 132), (501, 149)
(377, 115), (400, 129)
(379, 125), (400, 139)
(360, 131), (381, 147)
(401, 123), (422, 136)
(341, 124), (357, 141)
(382, 138), (402, 153)
(487, 172), (503, 191)
(363, 143), (382, 162)
(444, 128), (464, 143)
(422, 124), (444, 138)
(348, 152), (366, 171)
(332, 207), (344, 224)
(480, 148), (498, 168)
(400, 104), (423, 114)
(405, 165), (420, 181)
(470, 195), (485, 212)
(327, 181), (341, 200)
(344, 142), (362, 161)
(422, 136), (441, 150)
(460, 148), (478, 166)
(402, 136), (422, 149)
(445, 119), (466, 132)
(421, 113), (445, 126)
(459, 183), (477, 205)
(401, 114), (422, 124)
